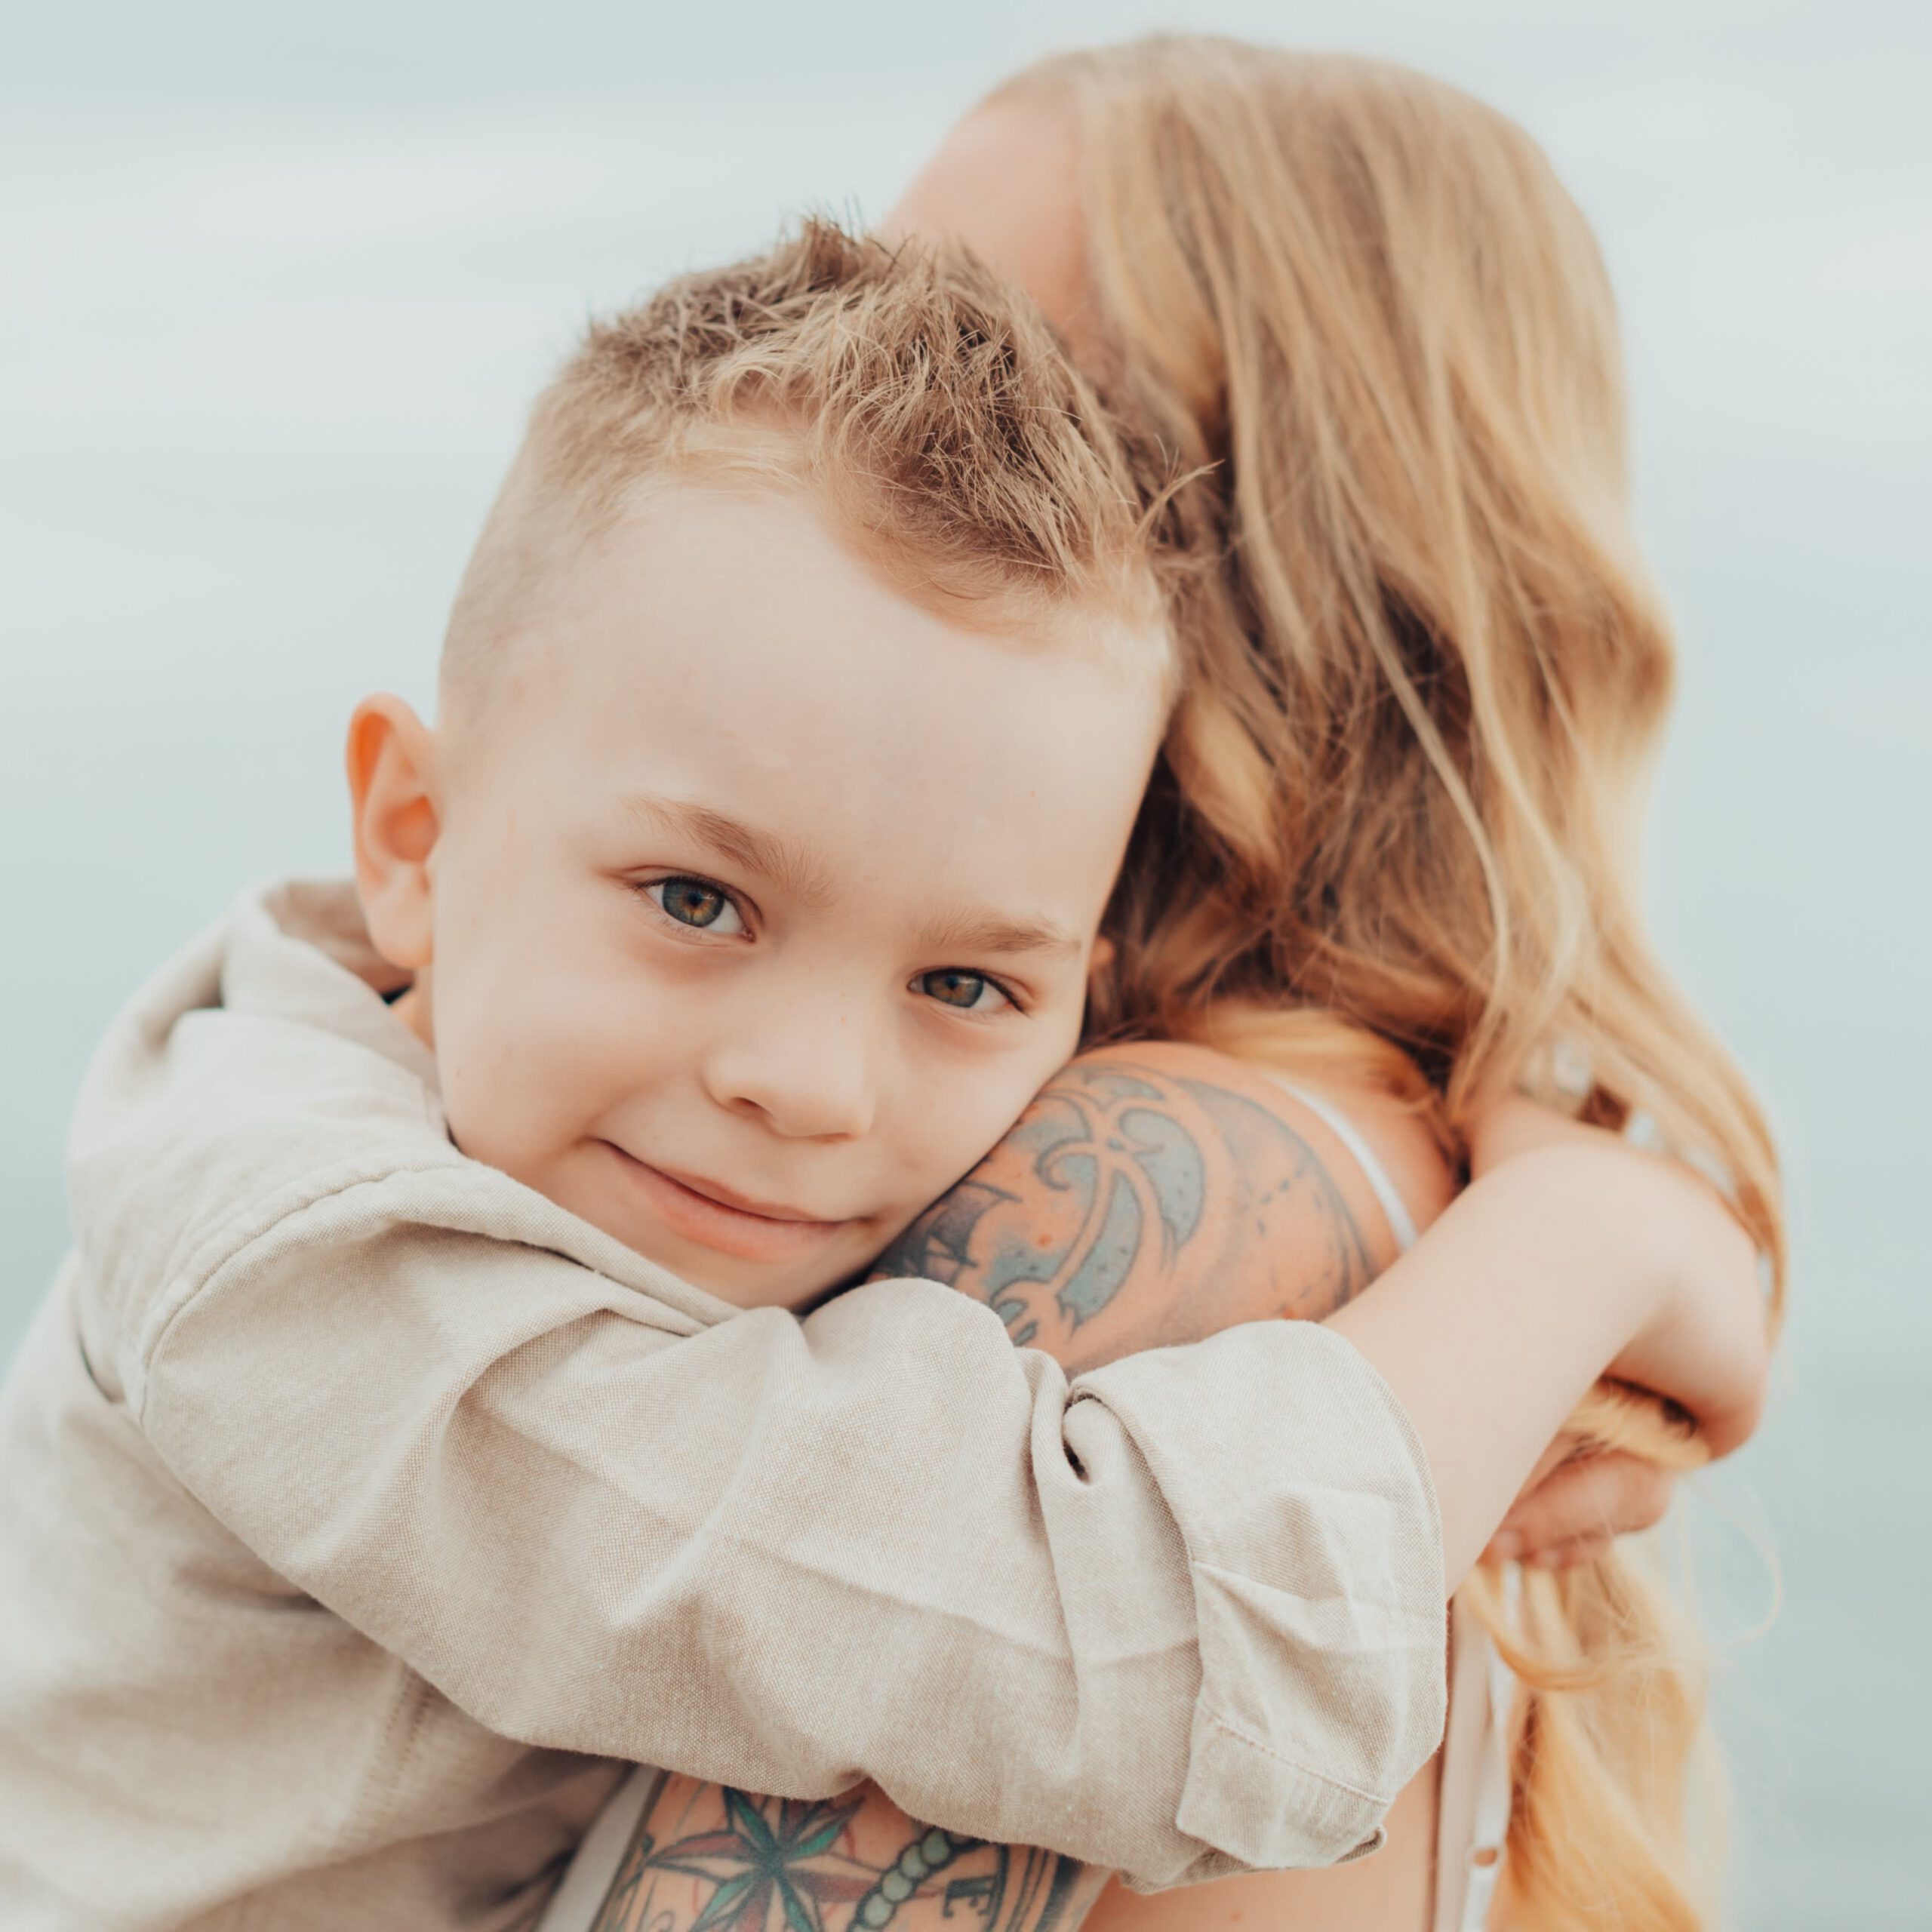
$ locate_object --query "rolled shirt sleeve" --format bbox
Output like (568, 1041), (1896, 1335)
(131, 1160), (1446, 1890)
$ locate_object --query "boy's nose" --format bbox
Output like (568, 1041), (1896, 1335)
(701, 996), (878, 1142)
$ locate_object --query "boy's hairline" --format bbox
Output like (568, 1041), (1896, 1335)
(438, 426), (1178, 742)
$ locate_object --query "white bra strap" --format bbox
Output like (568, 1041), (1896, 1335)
(1268, 1077), (1422, 1254)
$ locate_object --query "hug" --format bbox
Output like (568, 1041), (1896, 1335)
(0, 34), (1780, 1932)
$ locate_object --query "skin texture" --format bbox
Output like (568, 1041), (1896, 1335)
(586, 1774), (1106, 1932)
(578, 1041), (1454, 1932)
(349, 479), (1164, 1310)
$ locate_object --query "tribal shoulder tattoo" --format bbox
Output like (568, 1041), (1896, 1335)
(589, 1773), (1102, 1932)
(870, 1054), (1377, 1373)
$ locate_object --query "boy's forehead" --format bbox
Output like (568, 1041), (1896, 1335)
(494, 482), (1165, 921)
(532, 478), (1168, 727)
(448, 460), (1171, 765)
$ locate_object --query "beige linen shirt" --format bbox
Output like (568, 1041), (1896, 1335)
(0, 881), (1446, 1930)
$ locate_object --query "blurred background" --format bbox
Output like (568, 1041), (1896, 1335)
(2, 0), (1927, 1921)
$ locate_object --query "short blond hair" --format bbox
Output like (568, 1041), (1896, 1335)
(442, 220), (1173, 718)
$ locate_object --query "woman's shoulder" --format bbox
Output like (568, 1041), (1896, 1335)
(1068, 1039), (1457, 1269)
(1066, 1043), (1453, 1282)
(1274, 1072), (1459, 1247)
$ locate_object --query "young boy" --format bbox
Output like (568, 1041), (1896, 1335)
(0, 224), (1752, 1930)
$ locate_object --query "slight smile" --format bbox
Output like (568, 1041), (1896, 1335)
(601, 1143), (855, 1264)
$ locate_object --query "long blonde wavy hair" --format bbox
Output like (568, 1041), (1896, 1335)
(1004, 36), (1786, 1931)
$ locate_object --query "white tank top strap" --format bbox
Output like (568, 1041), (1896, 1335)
(1453, 1568), (1522, 1932)
(1266, 1075), (1422, 1254)
(1432, 1600), (1487, 1931)
(1460, 1636), (1517, 1930)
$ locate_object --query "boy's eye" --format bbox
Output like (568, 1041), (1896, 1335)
(916, 969), (1013, 1014)
(647, 877), (746, 936)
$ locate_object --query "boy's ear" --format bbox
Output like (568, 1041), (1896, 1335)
(346, 694), (441, 972)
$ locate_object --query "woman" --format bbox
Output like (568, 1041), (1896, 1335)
(893, 44), (1782, 1929)
(544, 37), (1781, 1932)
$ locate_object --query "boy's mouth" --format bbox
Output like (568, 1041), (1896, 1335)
(600, 1143), (855, 1265)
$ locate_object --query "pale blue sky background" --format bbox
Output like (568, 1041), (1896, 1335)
(2, 2), (1928, 1921)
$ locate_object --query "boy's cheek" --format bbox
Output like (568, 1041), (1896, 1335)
(935, 1041), (1081, 1186)
(429, 989), (603, 1176)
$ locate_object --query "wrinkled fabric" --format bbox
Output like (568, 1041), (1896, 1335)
(0, 881), (1446, 1929)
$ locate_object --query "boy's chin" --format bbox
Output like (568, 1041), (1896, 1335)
(637, 1225), (910, 1317)
(698, 1242), (906, 1317)
(700, 1223), (931, 1318)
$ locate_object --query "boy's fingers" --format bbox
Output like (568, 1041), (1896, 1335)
(1526, 1532), (1612, 1570)
(1494, 1451), (1675, 1563)
(1482, 1527), (1612, 1571)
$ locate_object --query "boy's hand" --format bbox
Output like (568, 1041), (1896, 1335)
(1475, 1097), (1692, 1561)
(1470, 1098), (1706, 1567)
(1482, 1443), (1674, 1570)
(1470, 1093), (1770, 1468)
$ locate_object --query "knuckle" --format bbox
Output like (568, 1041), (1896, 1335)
(1627, 1469), (1673, 1531)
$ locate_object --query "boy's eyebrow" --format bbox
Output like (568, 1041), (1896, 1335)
(617, 791), (1084, 960)
(617, 794), (836, 908)
(912, 909), (1084, 961)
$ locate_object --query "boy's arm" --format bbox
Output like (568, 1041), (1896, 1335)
(130, 1053), (1757, 1894)
(131, 1152), (1444, 1890)
(546, 1045), (1766, 1930)
(553, 1047), (1440, 1932)
(921, 1046), (1763, 1589)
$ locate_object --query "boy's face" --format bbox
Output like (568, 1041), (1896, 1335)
(361, 483), (1165, 1309)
